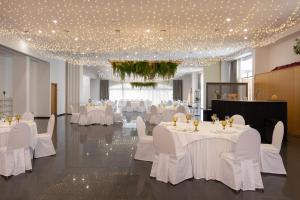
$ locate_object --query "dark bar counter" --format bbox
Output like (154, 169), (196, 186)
(211, 99), (287, 143)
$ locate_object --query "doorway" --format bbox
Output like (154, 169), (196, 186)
(51, 83), (57, 115)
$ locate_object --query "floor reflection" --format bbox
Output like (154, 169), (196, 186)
(0, 114), (298, 200)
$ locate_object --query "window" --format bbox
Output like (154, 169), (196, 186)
(109, 81), (173, 105)
(239, 55), (253, 79)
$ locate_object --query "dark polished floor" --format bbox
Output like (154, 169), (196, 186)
(1, 114), (300, 200)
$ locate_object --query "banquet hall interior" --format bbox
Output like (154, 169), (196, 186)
(1, 0), (300, 199)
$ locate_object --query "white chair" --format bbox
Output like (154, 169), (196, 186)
(218, 128), (264, 191)
(34, 115), (56, 158)
(0, 123), (32, 177)
(137, 101), (146, 113)
(174, 113), (186, 123)
(149, 106), (162, 124)
(232, 114), (246, 125)
(125, 101), (134, 112)
(176, 105), (186, 114)
(134, 116), (155, 162)
(260, 121), (286, 175)
(21, 112), (34, 121)
(70, 105), (80, 124)
(104, 105), (114, 125)
(78, 106), (93, 125)
(161, 110), (176, 122)
(150, 125), (193, 184)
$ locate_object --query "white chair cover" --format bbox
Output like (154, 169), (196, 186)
(174, 113), (186, 123)
(150, 125), (193, 184)
(0, 123), (32, 177)
(260, 121), (286, 174)
(21, 112), (34, 121)
(149, 105), (162, 124)
(34, 115), (56, 158)
(70, 105), (80, 124)
(134, 116), (155, 162)
(161, 109), (176, 122)
(218, 128), (264, 191)
(78, 106), (93, 125)
(137, 101), (146, 112)
(125, 101), (133, 112)
(176, 105), (186, 114)
(232, 114), (246, 125)
(104, 105), (114, 125)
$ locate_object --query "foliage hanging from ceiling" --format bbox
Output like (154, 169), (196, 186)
(294, 39), (300, 55)
(130, 82), (157, 88)
(111, 61), (179, 81)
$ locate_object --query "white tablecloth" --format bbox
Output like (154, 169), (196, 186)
(0, 120), (38, 149)
(157, 106), (177, 114)
(159, 121), (249, 180)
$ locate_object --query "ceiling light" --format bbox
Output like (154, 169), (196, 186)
(52, 20), (58, 24)
(74, 37), (78, 41)
(226, 18), (231, 22)
(27, 38), (31, 41)
(229, 29), (233, 32)
(38, 30), (42, 34)
(243, 28), (248, 32)
(51, 30), (56, 33)
(145, 29), (150, 33)
(244, 36), (248, 40)
(159, 37), (163, 41)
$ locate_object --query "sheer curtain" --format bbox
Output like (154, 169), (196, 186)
(109, 82), (173, 105)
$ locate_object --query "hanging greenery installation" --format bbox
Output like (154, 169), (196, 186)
(111, 61), (179, 81)
(130, 82), (157, 88)
(294, 39), (300, 55)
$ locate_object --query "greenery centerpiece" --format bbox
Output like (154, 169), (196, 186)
(294, 39), (300, 55)
(110, 60), (179, 81)
(130, 82), (157, 88)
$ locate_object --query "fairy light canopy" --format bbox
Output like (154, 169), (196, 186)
(0, 0), (300, 81)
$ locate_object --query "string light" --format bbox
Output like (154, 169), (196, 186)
(0, 0), (299, 81)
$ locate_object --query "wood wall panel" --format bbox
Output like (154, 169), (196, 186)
(254, 66), (300, 136)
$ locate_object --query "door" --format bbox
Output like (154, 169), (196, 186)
(51, 83), (57, 115)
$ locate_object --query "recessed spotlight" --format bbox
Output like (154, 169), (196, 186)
(229, 29), (233, 32)
(193, 47), (197, 50)
(74, 37), (78, 41)
(123, 47), (127, 50)
(145, 29), (150, 33)
(134, 52), (138, 55)
(243, 28), (248, 32)
(53, 20), (58, 24)
(226, 18), (231, 22)
(159, 37), (163, 41)
(38, 30), (42, 34)
(27, 38), (31, 41)
(51, 30), (56, 33)
(244, 36), (248, 40)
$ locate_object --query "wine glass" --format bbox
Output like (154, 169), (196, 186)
(186, 114), (192, 123)
(225, 115), (230, 123)
(211, 114), (217, 124)
(172, 116), (178, 126)
(221, 120), (227, 130)
(229, 117), (234, 127)
(193, 119), (199, 132)
(15, 114), (21, 123)
(7, 116), (13, 126)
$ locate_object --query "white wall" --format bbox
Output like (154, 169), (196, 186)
(90, 79), (100, 100)
(203, 62), (221, 108)
(254, 31), (300, 74)
(0, 51), (13, 97)
(29, 58), (50, 117)
(0, 38), (66, 116)
(50, 60), (66, 115)
(181, 74), (192, 101)
(81, 75), (90, 104)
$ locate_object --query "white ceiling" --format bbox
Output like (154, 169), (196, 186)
(0, 0), (300, 80)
